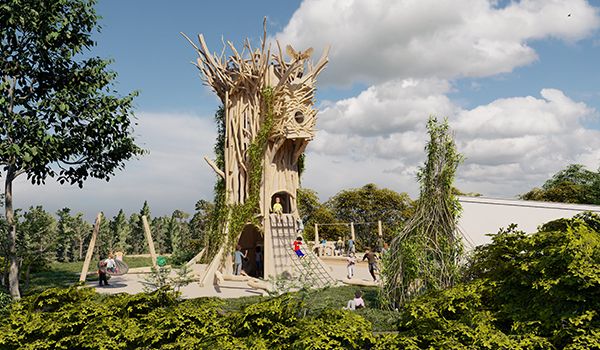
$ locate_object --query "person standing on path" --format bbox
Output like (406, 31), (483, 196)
(97, 257), (109, 286)
(234, 245), (247, 275)
(346, 252), (356, 279)
(335, 237), (344, 256)
(347, 238), (355, 254)
(362, 248), (378, 281)
(255, 246), (263, 278)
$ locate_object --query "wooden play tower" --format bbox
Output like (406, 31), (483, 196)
(186, 24), (332, 285)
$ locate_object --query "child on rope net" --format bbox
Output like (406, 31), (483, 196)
(292, 236), (305, 258)
(343, 290), (365, 310)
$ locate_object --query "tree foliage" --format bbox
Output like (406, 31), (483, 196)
(385, 213), (600, 348)
(297, 188), (346, 242)
(0, 0), (143, 297)
(520, 164), (600, 205)
(382, 117), (464, 307)
(327, 183), (413, 249)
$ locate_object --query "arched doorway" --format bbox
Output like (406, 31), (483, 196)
(237, 224), (264, 278)
(271, 191), (292, 214)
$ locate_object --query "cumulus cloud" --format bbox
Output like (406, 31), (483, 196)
(14, 112), (218, 220)
(275, 0), (599, 85)
(304, 80), (600, 198)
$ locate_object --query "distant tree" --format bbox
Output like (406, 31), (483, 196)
(17, 206), (57, 289)
(111, 209), (131, 253)
(128, 202), (151, 254)
(452, 187), (482, 197)
(521, 164), (600, 205)
(169, 210), (192, 264)
(327, 184), (414, 249)
(297, 188), (320, 223)
(189, 199), (214, 242)
(296, 188), (346, 242)
(0, 0), (143, 298)
(151, 216), (170, 255)
(95, 212), (111, 258)
(55, 208), (75, 262)
(55, 208), (92, 262)
(127, 213), (141, 254)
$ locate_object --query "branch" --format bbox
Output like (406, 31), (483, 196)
(203, 156), (225, 179)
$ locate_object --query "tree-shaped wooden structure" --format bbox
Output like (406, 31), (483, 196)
(185, 25), (329, 284)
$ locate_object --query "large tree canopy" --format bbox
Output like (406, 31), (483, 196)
(520, 164), (600, 205)
(326, 183), (413, 249)
(0, 0), (143, 298)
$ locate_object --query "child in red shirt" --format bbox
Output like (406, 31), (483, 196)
(293, 236), (305, 258)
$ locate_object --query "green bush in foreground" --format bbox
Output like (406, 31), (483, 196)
(0, 214), (599, 349)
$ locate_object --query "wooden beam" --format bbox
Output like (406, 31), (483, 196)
(185, 247), (206, 269)
(204, 156), (225, 179)
(142, 215), (158, 269)
(79, 213), (102, 282)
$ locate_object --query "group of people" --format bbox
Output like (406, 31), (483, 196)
(318, 237), (356, 257)
(346, 247), (379, 282)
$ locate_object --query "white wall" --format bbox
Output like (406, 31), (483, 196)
(457, 196), (600, 249)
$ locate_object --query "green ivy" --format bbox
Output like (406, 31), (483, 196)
(204, 88), (276, 264)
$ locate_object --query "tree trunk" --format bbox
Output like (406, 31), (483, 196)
(79, 238), (84, 260)
(5, 165), (20, 299)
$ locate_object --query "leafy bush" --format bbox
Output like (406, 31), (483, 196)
(1, 214), (599, 349)
(385, 213), (600, 349)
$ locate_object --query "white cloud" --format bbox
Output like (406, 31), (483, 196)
(275, 0), (600, 85)
(14, 112), (218, 220)
(304, 80), (600, 199)
(318, 79), (457, 137)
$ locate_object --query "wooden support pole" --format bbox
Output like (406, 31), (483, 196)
(142, 215), (158, 269)
(350, 222), (356, 242)
(378, 220), (383, 237)
(79, 213), (102, 282)
(314, 223), (320, 256)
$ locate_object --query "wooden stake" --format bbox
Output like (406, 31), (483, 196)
(142, 215), (158, 269)
(79, 213), (102, 282)
(350, 222), (356, 242)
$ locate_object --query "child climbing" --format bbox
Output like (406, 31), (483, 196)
(292, 236), (305, 258)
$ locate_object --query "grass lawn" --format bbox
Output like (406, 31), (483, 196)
(24, 259), (400, 331)
(24, 256), (154, 296)
(220, 285), (401, 332)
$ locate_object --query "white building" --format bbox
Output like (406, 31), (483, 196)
(458, 196), (600, 249)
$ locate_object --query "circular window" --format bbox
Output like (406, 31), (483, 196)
(294, 111), (305, 124)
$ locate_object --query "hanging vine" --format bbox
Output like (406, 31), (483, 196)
(202, 107), (227, 262)
(381, 116), (464, 308)
(224, 87), (276, 256)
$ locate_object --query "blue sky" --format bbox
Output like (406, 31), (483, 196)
(15, 0), (600, 220)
